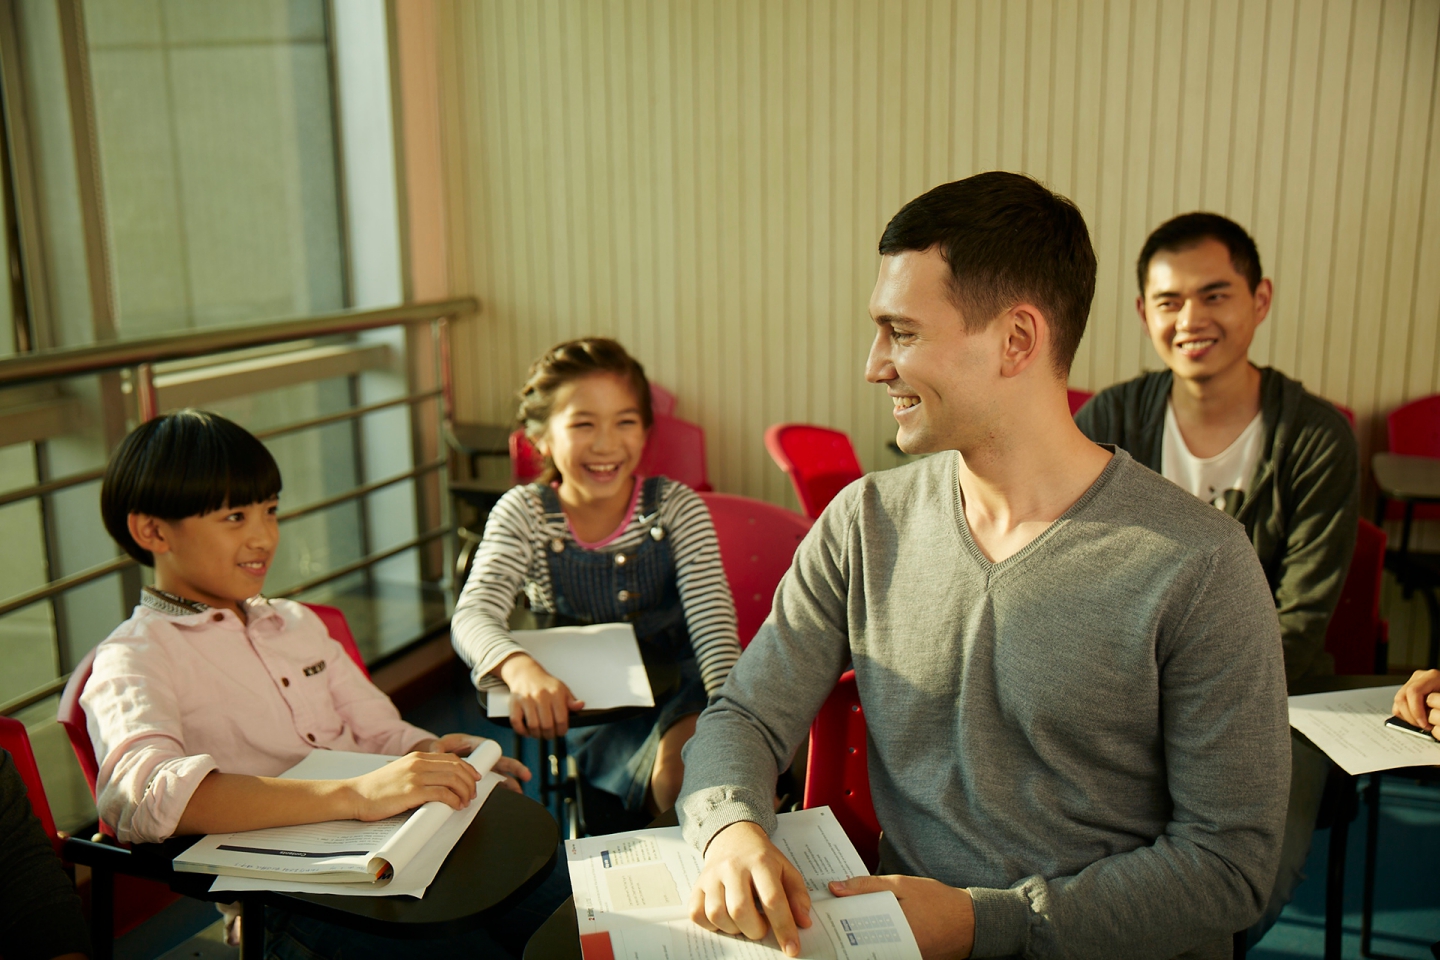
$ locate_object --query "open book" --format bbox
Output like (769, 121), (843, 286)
(567, 807), (921, 959)
(173, 742), (504, 896)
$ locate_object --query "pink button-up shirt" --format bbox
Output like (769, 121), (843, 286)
(82, 596), (435, 844)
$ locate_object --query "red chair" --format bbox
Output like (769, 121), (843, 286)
(649, 383), (678, 417)
(1332, 402), (1356, 429)
(697, 493), (812, 648)
(1386, 394), (1440, 522)
(1066, 388), (1093, 416)
(802, 670), (880, 871)
(1323, 520), (1389, 675)
(510, 429), (545, 485)
(1, 715), (62, 857)
(764, 424), (864, 520)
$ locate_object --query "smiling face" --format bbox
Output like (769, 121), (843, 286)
(138, 499), (279, 616)
(1139, 238), (1272, 384)
(537, 372), (649, 505)
(866, 248), (1001, 454)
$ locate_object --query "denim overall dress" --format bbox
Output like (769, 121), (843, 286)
(537, 476), (709, 810)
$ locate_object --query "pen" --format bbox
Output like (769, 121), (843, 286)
(1383, 716), (1440, 743)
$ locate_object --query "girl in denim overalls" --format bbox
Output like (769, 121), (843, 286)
(453, 339), (741, 814)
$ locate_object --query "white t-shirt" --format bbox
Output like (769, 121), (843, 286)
(1161, 403), (1264, 513)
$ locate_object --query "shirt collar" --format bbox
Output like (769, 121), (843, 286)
(139, 587), (282, 628)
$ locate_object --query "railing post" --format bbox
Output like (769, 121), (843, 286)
(405, 319), (445, 584)
(136, 363), (157, 421)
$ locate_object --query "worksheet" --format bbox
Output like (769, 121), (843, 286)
(487, 623), (654, 717)
(567, 807), (921, 960)
(1289, 685), (1440, 775)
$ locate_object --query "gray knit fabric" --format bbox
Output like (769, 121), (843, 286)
(679, 447), (1289, 960)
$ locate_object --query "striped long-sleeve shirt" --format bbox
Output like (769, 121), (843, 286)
(451, 477), (741, 695)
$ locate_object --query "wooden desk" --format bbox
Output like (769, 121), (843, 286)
(72, 789), (559, 960)
(524, 807), (680, 960)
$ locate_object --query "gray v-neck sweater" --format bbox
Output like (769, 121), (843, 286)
(679, 448), (1289, 960)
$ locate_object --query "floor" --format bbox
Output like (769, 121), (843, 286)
(121, 667), (1440, 959)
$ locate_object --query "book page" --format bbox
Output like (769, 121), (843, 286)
(566, 807), (920, 959)
(1290, 686), (1440, 775)
(487, 623), (654, 716)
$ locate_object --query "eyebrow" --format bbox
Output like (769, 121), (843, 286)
(873, 313), (915, 327)
(564, 407), (642, 417)
(1149, 279), (1233, 299)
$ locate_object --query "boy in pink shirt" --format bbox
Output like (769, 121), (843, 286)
(89, 410), (541, 956)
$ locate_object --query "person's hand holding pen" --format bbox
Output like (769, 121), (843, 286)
(1392, 668), (1440, 732)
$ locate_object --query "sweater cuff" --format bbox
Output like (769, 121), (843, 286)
(679, 786), (778, 854)
(967, 885), (1030, 958)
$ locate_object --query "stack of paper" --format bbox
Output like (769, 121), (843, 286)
(566, 807), (922, 959)
(1289, 685), (1440, 775)
(486, 623), (655, 718)
(174, 742), (506, 898)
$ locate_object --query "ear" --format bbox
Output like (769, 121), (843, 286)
(998, 304), (1046, 379)
(128, 513), (171, 557)
(1135, 295), (1148, 326)
(1252, 278), (1273, 325)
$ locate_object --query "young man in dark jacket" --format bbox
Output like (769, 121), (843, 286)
(1075, 212), (1359, 946)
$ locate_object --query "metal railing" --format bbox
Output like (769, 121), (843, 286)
(0, 297), (477, 717)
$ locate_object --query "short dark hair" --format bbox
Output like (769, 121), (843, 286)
(517, 338), (654, 485)
(1137, 212), (1263, 295)
(878, 171), (1097, 375)
(101, 410), (282, 566)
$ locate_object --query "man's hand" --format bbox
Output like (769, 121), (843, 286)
(830, 875), (975, 960)
(498, 653), (585, 738)
(345, 752), (481, 819)
(689, 821), (812, 957)
(1393, 668), (1440, 731)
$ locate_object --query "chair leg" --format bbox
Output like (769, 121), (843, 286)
(1326, 803), (1349, 960)
(240, 898), (265, 960)
(91, 866), (114, 960)
(1361, 774), (1383, 957)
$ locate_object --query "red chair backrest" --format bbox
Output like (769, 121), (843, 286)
(1067, 388), (1093, 416)
(0, 715), (61, 855)
(58, 603), (368, 815)
(803, 669), (880, 871)
(1324, 519), (1389, 676)
(1331, 402), (1356, 429)
(640, 414), (712, 492)
(696, 493), (812, 647)
(510, 429), (546, 485)
(763, 424), (864, 520)
(649, 383), (678, 418)
(1388, 394), (1440, 458)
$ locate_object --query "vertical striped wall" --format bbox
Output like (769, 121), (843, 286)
(433, 0), (1440, 664)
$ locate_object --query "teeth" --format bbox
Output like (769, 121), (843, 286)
(893, 396), (920, 409)
(588, 464), (619, 473)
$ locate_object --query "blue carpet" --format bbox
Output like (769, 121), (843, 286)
(1252, 775), (1440, 959)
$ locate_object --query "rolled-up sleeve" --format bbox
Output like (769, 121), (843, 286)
(83, 639), (218, 844)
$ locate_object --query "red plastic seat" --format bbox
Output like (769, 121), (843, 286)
(1324, 520), (1389, 675)
(1331, 402), (1356, 429)
(1386, 394), (1440, 522)
(763, 424), (864, 520)
(802, 670), (880, 871)
(649, 383), (677, 418)
(696, 493), (812, 648)
(1066, 388), (1093, 416)
(0, 715), (62, 856)
(509, 429), (546, 485)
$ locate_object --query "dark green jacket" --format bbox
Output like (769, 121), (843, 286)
(1075, 367), (1359, 687)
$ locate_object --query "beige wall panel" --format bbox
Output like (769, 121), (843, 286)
(437, 0), (1440, 664)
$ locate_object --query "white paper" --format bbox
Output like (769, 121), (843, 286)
(1289, 685), (1440, 775)
(486, 623), (654, 718)
(566, 807), (921, 960)
(181, 742), (503, 895)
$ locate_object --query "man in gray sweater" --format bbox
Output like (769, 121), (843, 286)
(677, 173), (1290, 960)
